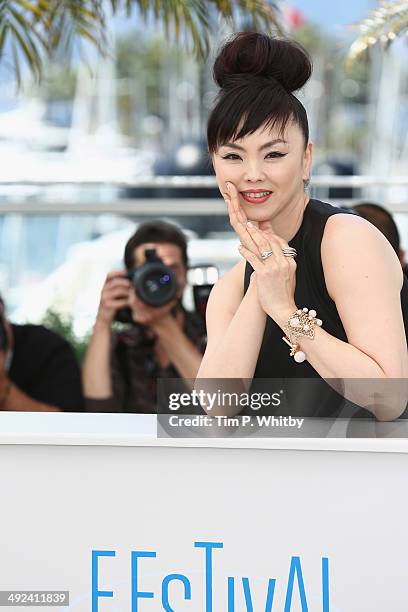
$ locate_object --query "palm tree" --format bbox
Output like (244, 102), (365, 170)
(348, 0), (408, 63)
(0, 0), (282, 84)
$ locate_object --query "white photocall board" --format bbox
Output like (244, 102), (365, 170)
(0, 413), (407, 611)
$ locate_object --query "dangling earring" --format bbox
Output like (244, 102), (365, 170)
(303, 177), (310, 192)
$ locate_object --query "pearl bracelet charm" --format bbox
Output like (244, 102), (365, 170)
(282, 307), (323, 363)
(282, 336), (306, 362)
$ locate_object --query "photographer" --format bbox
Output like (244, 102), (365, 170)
(82, 221), (207, 413)
(0, 296), (83, 412)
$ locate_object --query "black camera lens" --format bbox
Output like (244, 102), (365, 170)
(115, 248), (179, 323)
(146, 272), (171, 293)
(134, 263), (177, 306)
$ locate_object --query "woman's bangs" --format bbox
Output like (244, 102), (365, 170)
(208, 91), (297, 154)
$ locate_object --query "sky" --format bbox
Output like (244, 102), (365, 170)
(291, 0), (377, 33)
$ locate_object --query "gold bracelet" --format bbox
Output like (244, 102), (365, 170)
(282, 308), (323, 363)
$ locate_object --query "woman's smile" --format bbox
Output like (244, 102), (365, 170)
(240, 190), (273, 204)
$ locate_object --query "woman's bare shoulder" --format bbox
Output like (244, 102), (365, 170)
(321, 212), (403, 298)
(322, 212), (398, 260)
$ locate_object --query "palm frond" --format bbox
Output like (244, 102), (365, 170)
(46, 0), (106, 54)
(0, 0), (48, 82)
(347, 0), (408, 64)
(0, 0), (105, 82)
(228, 0), (282, 35)
(0, 0), (283, 84)
(131, 0), (282, 60)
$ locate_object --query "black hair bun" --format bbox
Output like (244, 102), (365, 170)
(213, 31), (312, 93)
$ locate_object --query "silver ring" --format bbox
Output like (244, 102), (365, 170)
(261, 250), (274, 260)
(282, 248), (297, 258)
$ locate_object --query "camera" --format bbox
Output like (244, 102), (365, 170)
(115, 248), (178, 324)
(129, 248), (178, 307)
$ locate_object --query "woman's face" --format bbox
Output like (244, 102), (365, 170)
(211, 120), (312, 223)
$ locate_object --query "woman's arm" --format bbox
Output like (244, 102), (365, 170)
(195, 260), (267, 416)
(273, 214), (408, 420)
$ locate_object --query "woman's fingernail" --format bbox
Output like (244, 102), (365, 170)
(226, 182), (231, 191)
(246, 221), (253, 228)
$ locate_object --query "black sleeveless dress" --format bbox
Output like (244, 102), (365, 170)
(243, 198), (408, 418)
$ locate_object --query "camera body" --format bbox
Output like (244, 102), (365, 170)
(115, 248), (178, 324)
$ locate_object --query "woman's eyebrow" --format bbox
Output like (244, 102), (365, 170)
(221, 139), (287, 151)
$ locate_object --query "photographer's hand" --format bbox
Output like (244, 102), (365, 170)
(96, 270), (131, 326)
(128, 292), (179, 327)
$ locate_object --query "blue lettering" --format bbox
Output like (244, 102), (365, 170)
(322, 557), (330, 612)
(284, 556), (309, 612)
(194, 541), (223, 612)
(242, 577), (254, 612)
(242, 577), (276, 612)
(264, 579), (276, 612)
(91, 550), (115, 612)
(131, 551), (156, 611)
(228, 577), (235, 612)
(162, 573), (191, 611)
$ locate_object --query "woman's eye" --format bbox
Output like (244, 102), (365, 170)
(222, 152), (286, 160)
(266, 152), (286, 159)
(222, 153), (240, 160)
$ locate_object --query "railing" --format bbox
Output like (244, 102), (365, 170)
(0, 175), (407, 187)
(0, 176), (406, 214)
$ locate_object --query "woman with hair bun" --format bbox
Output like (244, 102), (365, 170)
(196, 31), (408, 421)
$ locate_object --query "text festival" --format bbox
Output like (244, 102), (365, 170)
(92, 541), (330, 611)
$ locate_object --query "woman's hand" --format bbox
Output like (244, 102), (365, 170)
(224, 181), (297, 327)
(223, 181), (260, 256)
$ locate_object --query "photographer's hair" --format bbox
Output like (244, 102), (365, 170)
(207, 31), (312, 155)
(352, 203), (400, 255)
(124, 220), (189, 269)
